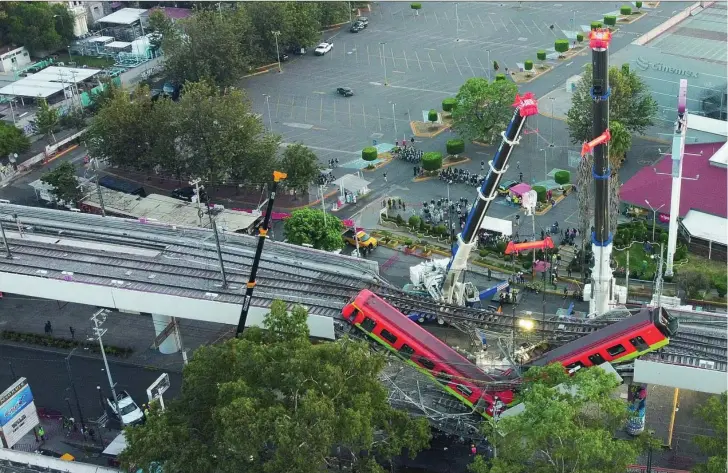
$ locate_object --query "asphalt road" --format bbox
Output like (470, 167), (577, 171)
(0, 344), (182, 425)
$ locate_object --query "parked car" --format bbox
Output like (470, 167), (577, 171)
(287, 45), (306, 55)
(497, 179), (519, 196)
(278, 53), (289, 62)
(314, 42), (333, 55)
(357, 16), (369, 27)
(337, 87), (354, 97)
(107, 391), (145, 426)
(343, 229), (377, 249)
(171, 186), (208, 203)
(350, 22), (364, 33)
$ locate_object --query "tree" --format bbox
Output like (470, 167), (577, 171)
(40, 162), (82, 205)
(524, 59), (533, 76)
(693, 392), (727, 473)
(469, 364), (653, 473)
(34, 98), (59, 143)
(608, 120), (631, 170)
(604, 15), (617, 26)
(317, 2), (350, 27)
(421, 152), (443, 171)
(494, 74), (506, 81)
(676, 270), (712, 299)
(411, 3), (422, 15)
(533, 185), (547, 202)
(566, 64), (658, 144)
(446, 139), (465, 156)
(636, 1), (643, 9)
(577, 154), (595, 276)
(0, 121), (30, 158)
(1, 3), (69, 55)
(120, 300), (431, 473)
(590, 21), (602, 30)
(451, 77), (518, 144)
(554, 39), (569, 56)
(147, 9), (176, 51)
(279, 143), (320, 198)
(284, 208), (345, 251)
(554, 170), (570, 185)
(620, 5), (632, 15)
(428, 109), (438, 124)
(442, 97), (457, 112)
(362, 146), (378, 161)
(576, 32), (584, 42)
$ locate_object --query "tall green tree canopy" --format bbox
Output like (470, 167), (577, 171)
(284, 208), (345, 251)
(0, 121), (30, 158)
(0, 2), (72, 55)
(567, 64), (658, 144)
(469, 363), (654, 473)
(119, 301), (431, 473)
(451, 77), (519, 144)
(34, 98), (59, 143)
(279, 143), (320, 197)
(40, 162), (82, 205)
(693, 392), (727, 473)
(607, 120), (631, 171)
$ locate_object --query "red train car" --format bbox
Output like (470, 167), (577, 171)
(342, 289), (514, 416)
(527, 307), (678, 371)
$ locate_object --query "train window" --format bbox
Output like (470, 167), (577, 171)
(436, 371), (452, 384)
(398, 344), (415, 358)
(606, 344), (626, 357)
(588, 353), (606, 365)
(380, 329), (397, 344)
(455, 384), (473, 397)
(629, 336), (649, 352)
(360, 317), (376, 332)
(565, 361), (585, 373)
(418, 357), (435, 370)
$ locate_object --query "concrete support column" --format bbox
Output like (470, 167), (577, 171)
(151, 313), (180, 355)
(626, 383), (648, 436)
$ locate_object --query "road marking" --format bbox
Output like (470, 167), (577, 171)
(532, 19), (544, 34)
(305, 96), (309, 122)
(390, 46), (396, 70)
(565, 61), (573, 66)
(363, 104), (367, 128)
(414, 50), (423, 71)
(427, 51), (437, 71)
(545, 22), (558, 37)
(500, 17), (509, 32)
(369, 81), (383, 86)
(463, 56), (476, 76)
(281, 143), (359, 154)
(377, 107), (382, 132)
(392, 70), (406, 74)
(424, 47), (436, 51)
(319, 97), (323, 123)
(348, 100), (352, 127)
(489, 15), (498, 31)
(476, 13), (486, 28)
(477, 56), (489, 79)
(403, 49), (409, 69)
(366, 44), (371, 66)
(520, 19), (533, 35)
(439, 53), (450, 73)
(312, 91), (326, 95)
(282, 123), (313, 129)
(510, 18), (521, 34)
(387, 84), (456, 95)
(452, 55), (463, 76)
(290, 97), (295, 119)
(276, 95), (281, 117)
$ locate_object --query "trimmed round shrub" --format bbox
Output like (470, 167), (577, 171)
(428, 109), (438, 123)
(576, 32), (584, 42)
(442, 97), (457, 112)
(622, 63), (630, 75)
(554, 39), (569, 54)
(620, 5), (632, 15)
(524, 59), (533, 71)
(421, 151), (443, 171)
(446, 139), (465, 155)
(495, 73), (506, 81)
(715, 280), (727, 298)
(536, 50), (546, 61)
(362, 146), (378, 161)
(590, 21), (602, 30)
(410, 2), (422, 9)
(533, 185), (547, 202)
(408, 215), (421, 229)
(636, 1), (643, 8)
(554, 170), (571, 185)
(604, 15), (617, 26)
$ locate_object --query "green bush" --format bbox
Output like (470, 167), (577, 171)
(434, 224), (447, 236)
(479, 249), (489, 258)
(428, 109), (438, 123)
(660, 233), (668, 244)
(522, 261), (533, 271)
(362, 146), (378, 161)
(554, 170), (571, 185)
(493, 60), (499, 70)
(408, 215), (421, 229)
(0, 330), (132, 357)
(421, 151), (443, 171)
(590, 21), (602, 30)
(715, 280), (727, 298)
(536, 50), (546, 61)
(674, 244), (688, 261)
(446, 139), (465, 155)
(410, 2), (422, 9)
(604, 15), (617, 26)
(495, 73), (506, 82)
(576, 32), (584, 42)
(533, 185), (547, 202)
(395, 214), (405, 225)
(636, 1), (643, 7)
(620, 5), (632, 15)
(524, 60), (533, 71)
(622, 64), (630, 75)
(496, 241), (507, 253)
(442, 97), (457, 112)
(554, 39), (569, 54)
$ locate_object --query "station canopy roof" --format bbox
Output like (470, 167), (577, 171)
(87, 36), (115, 43)
(0, 66), (102, 98)
(681, 210), (727, 245)
(97, 8), (147, 25)
(106, 41), (132, 49)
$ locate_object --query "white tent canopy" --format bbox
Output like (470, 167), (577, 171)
(479, 216), (513, 236)
(333, 174), (370, 195)
(97, 8), (147, 25)
(0, 66), (102, 98)
(106, 41), (132, 49)
(682, 210), (727, 245)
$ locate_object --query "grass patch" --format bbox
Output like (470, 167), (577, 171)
(613, 244), (659, 279)
(56, 53), (115, 69)
(679, 254), (726, 283)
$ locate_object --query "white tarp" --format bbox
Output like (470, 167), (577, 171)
(479, 216), (513, 236)
(106, 41), (132, 49)
(97, 8), (147, 25)
(333, 174), (370, 194)
(681, 209), (727, 245)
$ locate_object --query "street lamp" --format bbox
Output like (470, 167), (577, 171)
(262, 94), (273, 130)
(539, 148), (548, 181)
(272, 31), (282, 73)
(549, 97), (556, 147)
(390, 102), (397, 143)
(455, 3), (460, 41)
(644, 200), (665, 241)
(486, 50), (491, 80)
(379, 42), (388, 85)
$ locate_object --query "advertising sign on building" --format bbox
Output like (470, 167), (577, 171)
(0, 378), (39, 449)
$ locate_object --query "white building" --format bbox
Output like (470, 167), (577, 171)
(85, 1), (108, 25)
(0, 46), (31, 73)
(50, 1), (89, 37)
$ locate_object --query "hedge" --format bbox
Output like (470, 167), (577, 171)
(442, 97), (457, 112)
(428, 109), (438, 123)
(576, 32), (584, 42)
(590, 21), (602, 30)
(635, 1), (642, 8)
(421, 151), (443, 171)
(620, 5), (632, 15)
(554, 170), (571, 185)
(410, 2), (421, 9)
(446, 139), (465, 155)
(495, 73), (506, 81)
(408, 215), (421, 229)
(524, 60), (533, 71)
(554, 39), (569, 54)
(622, 63), (630, 74)
(1, 330), (133, 357)
(604, 15), (617, 26)
(362, 146), (378, 161)
(533, 185), (547, 202)
(536, 50), (546, 61)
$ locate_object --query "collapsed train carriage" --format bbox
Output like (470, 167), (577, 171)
(343, 289), (678, 419)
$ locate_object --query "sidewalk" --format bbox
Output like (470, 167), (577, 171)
(0, 298), (232, 372)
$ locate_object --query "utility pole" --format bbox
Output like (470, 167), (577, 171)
(391, 102), (397, 144)
(65, 348), (88, 439)
(92, 158), (106, 217)
(272, 31), (282, 73)
(91, 309), (123, 428)
(263, 94), (273, 131)
(189, 178), (203, 227)
(655, 244), (665, 309)
(380, 42), (388, 85)
(206, 201), (228, 288)
(319, 185), (328, 226)
(348, 1), (352, 23)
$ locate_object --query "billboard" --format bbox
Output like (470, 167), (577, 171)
(0, 378), (39, 448)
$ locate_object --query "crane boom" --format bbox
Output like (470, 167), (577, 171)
(441, 93), (538, 305)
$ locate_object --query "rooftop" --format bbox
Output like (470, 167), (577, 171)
(682, 210), (727, 245)
(0, 66), (102, 98)
(620, 142), (728, 219)
(97, 8), (147, 25)
(647, 3), (727, 64)
(150, 6), (193, 20)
